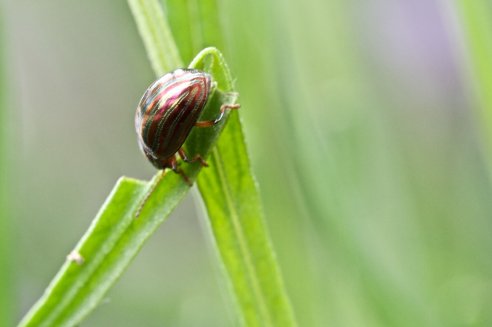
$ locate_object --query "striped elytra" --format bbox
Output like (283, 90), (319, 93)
(135, 69), (212, 173)
(134, 68), (240, 215)
(135, 68), (240, 184)
(135, 68), (240, 186)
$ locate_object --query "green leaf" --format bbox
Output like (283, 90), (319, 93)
(19, 0), (296, 325)
(18, 85), (233, 325)
(18, 70), (235, 327)
(199, 122), (299, 327)
(165, 0), (225, 63)
(191, 48), (298, 327)
(135, 0), (297, 324)
(137, 0), (297, 324)
(127, 0), (182, 74)
(18, 5), (233, 327)
(19, 178), (144, 327)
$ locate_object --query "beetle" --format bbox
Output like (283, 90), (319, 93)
(135, 68), (239, 184)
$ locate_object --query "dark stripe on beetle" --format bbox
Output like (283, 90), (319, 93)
(143, 72), (195, 115)
(146, 85), (195, 151)
(152, 92), (191, 153)
(141, 76), (204, 144)
(153, 82), (207, 156)
(141, 79), (189, 139)
(135, 69), (212, 168)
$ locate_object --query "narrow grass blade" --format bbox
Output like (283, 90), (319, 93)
(199, 124), (298, 327)
(20, 0), (295, 325)
(18, 2), (232, 325)
(17, 93), (231, 326)
(127, 0), (182, 74)
(19, 178), (144, 327)
(190, 48), (298, 327)
(141, 0), (297, 324)
(165, 0), (225, 64)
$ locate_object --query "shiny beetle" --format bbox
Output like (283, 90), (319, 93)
(135, 68), (239, 184)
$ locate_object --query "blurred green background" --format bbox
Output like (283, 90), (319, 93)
(2, 0), (492, 326)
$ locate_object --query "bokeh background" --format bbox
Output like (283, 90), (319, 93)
(1, 0), (492, 326)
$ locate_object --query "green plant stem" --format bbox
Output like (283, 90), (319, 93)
(134, 0), (297, 323)
(128, 0), (182, 74)
(19, 0), (296, 325)
(190, 48), (297, 326)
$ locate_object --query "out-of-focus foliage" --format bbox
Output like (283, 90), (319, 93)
(456, 0), (492, 170)
(0, 8), (14, 327)
(3, 0), (492, 326)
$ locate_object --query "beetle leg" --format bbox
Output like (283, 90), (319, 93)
(178, 148), (208, 167)
(222, 91), (239, 99)
(194, 103), (240, 127)
(170, 155), (192, 186)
